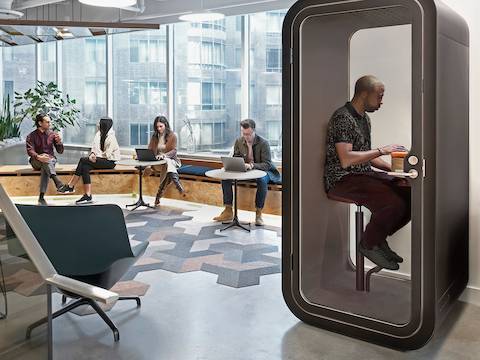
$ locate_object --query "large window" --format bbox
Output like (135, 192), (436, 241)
(1, 46), (36, 136)
(0, 9), (286, 162)
(62, 37), (107, 145)
(38, 42), (57, 83)
(113, 29), (168, 147)
(174, 17), (241, 152)
(250, 10), (286, 160)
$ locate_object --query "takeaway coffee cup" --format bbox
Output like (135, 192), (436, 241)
(391, 151), (408, 172)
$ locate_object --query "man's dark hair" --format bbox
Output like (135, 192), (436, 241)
(35, 113), (48, 128)
(240, 119), (256, 130)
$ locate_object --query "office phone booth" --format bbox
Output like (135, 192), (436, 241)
(282, 0), (469, 350)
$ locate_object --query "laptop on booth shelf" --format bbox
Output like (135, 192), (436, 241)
(135, 148), (157, 162)
(221, 156), (247, 172)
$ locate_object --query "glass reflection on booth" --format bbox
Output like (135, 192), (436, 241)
(299, 7), (416, 326)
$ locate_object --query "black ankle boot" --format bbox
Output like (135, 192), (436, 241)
(170, 173), (185, 194)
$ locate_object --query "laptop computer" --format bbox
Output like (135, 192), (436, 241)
(135, 148), (157, 161)
(221, 156), (247, 172)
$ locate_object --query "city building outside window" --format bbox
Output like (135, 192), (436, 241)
(174, 17), (241, 152)
(1, 46), (37, 136)
(130, 122), (153, 146)
(38, 42), (56, 83)
(62, 37), (107, 145)
(113, 29), (168, 147)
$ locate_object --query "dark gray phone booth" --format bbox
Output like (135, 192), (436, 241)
(282, 0), (469, 350)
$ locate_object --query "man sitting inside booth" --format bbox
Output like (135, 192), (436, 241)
(213, 119), (281, 226)
(324, 75), (411, 270)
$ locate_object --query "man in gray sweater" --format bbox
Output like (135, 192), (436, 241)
(214, 119), (281, 225)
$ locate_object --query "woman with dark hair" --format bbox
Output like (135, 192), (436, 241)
(58, 117), (120, 204)
(147, 115), (185, 206)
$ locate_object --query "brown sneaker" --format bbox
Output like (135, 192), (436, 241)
(255, 208), (264, 226)
(213, 205), (233, 222)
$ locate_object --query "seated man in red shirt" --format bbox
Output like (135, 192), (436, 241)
(324, 75), (411, 270)
(26, 114), (65, 205)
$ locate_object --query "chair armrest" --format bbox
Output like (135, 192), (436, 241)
(45, 274), (119, 304)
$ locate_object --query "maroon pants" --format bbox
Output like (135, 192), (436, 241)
(328, 172), (411, 249)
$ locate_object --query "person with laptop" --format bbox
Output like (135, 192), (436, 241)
(58, 117), (120, 204)
(146, 115), (185, 207)
(214, 119), (281, 226)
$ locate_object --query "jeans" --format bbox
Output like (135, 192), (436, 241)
(74, 157), (116, 184)
(222, 174), (271, 209)
(30, 157), (58, 194)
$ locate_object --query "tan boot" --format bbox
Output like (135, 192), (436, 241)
(213, 205), (233, 222)
(144, 167), (153, 177)
(255, 208), (264, 226)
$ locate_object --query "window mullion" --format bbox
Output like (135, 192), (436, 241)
(167, 24), (174, 129)
(241, 15), (250, 120)
(106, 34), (113, 118)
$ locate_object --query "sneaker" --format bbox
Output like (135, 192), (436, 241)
(37, 198), (48, 206)
(58, 184), (75, 194)
(75, 194), (93, 205)
(379, 241), (404, 263)
(358, 243), (400, 270)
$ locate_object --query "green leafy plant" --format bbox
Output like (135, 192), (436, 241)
(0, 95), (21, 141)
(14, 81), (80, 132)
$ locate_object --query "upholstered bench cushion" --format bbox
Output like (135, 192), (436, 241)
(177, 165), (215, 176)
(178, 164), (282, 185)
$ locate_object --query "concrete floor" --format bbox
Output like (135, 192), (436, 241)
(4, 271), (480, 360)
(2, 196), (480, 360)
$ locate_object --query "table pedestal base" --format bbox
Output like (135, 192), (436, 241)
(126, 197), (155, 211)
(221, 216), (251, 232)
(219, 179), (251, 232)
(126, 166), (155, 211)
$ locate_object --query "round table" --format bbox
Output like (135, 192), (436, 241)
(205, 169), (267, 232)
(117, 159), (166, 211)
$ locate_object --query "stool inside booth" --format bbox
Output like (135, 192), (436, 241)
(283, 0), (469, 350)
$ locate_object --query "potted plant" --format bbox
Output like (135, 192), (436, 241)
(14, 81), (80, 132)
(0, 95), (21, 142)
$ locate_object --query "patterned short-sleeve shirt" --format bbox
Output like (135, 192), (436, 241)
(324, 102), (372, 192)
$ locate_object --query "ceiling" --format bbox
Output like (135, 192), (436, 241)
(0, 0), (294, 46)
(11, 0), (295, 23)
(0, 22), (158, 46)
